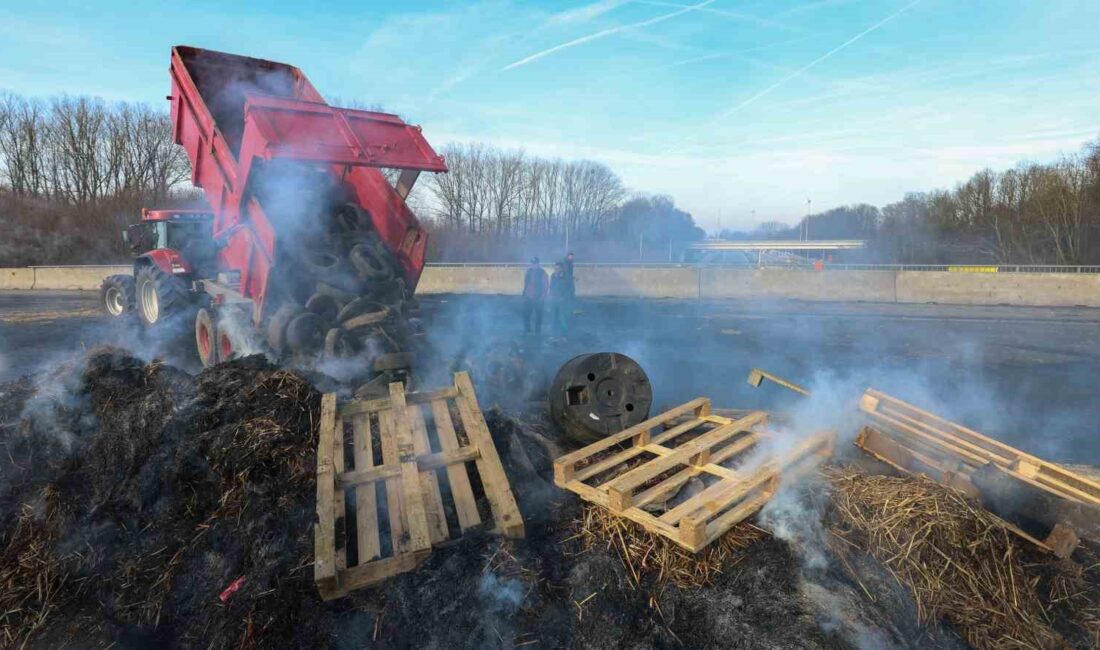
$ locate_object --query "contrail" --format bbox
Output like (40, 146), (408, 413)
(715, 0), (921, 119)
(633, 0), (807, 34)
(501, 0), (715, 71)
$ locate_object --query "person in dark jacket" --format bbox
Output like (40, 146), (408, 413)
(549, 261), (570, 336)
(563, 251), (576, 301)
(522, 257), (548, 334)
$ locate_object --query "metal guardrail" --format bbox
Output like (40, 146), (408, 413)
(424, 263), (1100, 273)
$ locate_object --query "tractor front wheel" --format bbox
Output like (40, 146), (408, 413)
(100, 274), (136, 317)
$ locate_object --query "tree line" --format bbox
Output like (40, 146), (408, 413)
(417, 143), (703, 262)
(723, 139), (1100, 265)
(0, 92), (702, 265)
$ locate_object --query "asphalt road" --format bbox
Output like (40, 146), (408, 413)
(2, 290), (1099, 464)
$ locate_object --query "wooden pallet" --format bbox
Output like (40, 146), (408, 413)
(857, 389), (1100, 557)
(314, 372), (524, 599)
(553, 398), (835, 552)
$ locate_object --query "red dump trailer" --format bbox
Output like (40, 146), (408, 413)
(104, 46), (448, 368)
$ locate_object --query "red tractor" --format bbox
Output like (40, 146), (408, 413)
(101, 46), (447, 380)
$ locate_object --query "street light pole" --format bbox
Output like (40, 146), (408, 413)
(805, 199), (812, 241)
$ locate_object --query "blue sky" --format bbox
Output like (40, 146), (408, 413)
(2, 0), (1099, 232)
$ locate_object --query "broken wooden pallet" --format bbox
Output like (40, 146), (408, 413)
(553, 397), (835, 552)
(314, 371), (524, 599)
(857, 388), (1100, 558)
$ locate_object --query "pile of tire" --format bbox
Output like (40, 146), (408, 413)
(263, 203), (424, 396)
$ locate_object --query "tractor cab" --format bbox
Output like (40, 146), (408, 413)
(123, 209), (215, 258)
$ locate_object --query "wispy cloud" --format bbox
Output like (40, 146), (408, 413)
(633, 0), (809, 33)
(657, 36), (811, 70)
(500, 0), (715, 71)
(714, 0), (921, 119)
(546, 0), (629, 26)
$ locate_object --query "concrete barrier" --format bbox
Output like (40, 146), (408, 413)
(417, 266), (524, 294)
(577, 266), (698, 299)
(896, 271), (1100, 307)
(5, 264), (1100, 309)
(31, 265), (130, 290)
(700, 268), (896, 302)
(0, 268), (34, 290)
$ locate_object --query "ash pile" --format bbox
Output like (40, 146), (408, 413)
(2, 350), (1100, 649)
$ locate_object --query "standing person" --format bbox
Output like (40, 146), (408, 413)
(522, 257), (548, 334)
(563, 251), (577, 308)
(549, 261), (570, 336)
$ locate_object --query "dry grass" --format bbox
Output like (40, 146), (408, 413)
(567, 502), (767, 589)
(0, 485), (82, 649)
(826, 467), (1065, 649)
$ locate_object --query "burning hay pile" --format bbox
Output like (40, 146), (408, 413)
(0, 349), (327, 648)
(569, 502), (767, 589)
(826, 466), (1100, 649)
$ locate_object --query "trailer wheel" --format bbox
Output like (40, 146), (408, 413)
(100, 274), (136, 317)
(218, 330), (238, 362)
(195, 308), (218, 368)
(349, 242), (394, 281)
(286, 312), (326, 354)
(135, 265), (189, 327)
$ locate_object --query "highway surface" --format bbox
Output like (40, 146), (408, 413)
(2, 290), (1098, 463)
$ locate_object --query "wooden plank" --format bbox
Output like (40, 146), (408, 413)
(351, 413), (380, 564)
(659, 463), (774, 525)
(605, 412), (768, 511)
(454, 372), (525, 538)
(319, 549), (432, 600)
(337, 447), (481, 489)
(340, 387), (461, 416)
(868, 389), (1024, 461)
(633, 432), (760, 509)
(972, 463), (1099, 544)
(408, 404), (449, 544)
(661, 432), (831, 527)
(314, 393), (337, 586)
(333, 413), (347, 571)
(378, 409), (409, 554)
(554, 397), (712, 481)
(571, 417), (707, 483)
(864, 409), (994, 468)
(388, 382), (433, 552)
(746, 368), (810, 395)
(431, 399), (481, 531)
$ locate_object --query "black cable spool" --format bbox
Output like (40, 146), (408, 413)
(549, 352), (653, 446)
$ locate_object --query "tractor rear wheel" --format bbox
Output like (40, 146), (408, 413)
(135, 265), (189, 327)
(100, 274), (136, 317)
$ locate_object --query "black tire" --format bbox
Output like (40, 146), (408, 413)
(305, 293), (341, 324)
(195, 308), (218, 368)
(100, 274), (136, 317)
(336, 297), (385, 324)
(323, 328), (355, 359)
(135, 265), (190, 327)
(349, 242), (394, 281)
(266, 303), (304, 354)
(315, 280), (360, 304)
(285, 312), (326, 354)
(299, 249), (343, 277)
